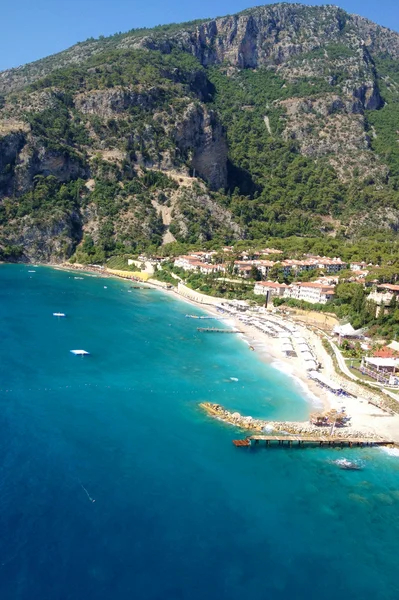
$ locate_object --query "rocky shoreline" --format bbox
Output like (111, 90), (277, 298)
(200, 402), (384, 441)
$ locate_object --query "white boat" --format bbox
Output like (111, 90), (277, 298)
(333, 458), (364, 471)
(28, 270), (36, 273)
(53, 313), (66, 317)
(70, 350), (90, 356)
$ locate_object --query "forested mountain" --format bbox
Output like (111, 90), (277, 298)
(1, 3), (399, 262)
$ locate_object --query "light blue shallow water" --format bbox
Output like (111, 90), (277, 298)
(0, 264), (399, 600)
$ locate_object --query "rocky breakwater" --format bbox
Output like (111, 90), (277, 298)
(200, 402), (381, 441)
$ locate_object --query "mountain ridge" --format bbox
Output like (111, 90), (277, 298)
(1, 3), (399, 262)
(2, 4), (399, 94)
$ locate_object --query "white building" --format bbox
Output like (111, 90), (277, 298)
(350, 261), (368, 271)
(285, 282), (335, 304)
(253, 281), (288, 297)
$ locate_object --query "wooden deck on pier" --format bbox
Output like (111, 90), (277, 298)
(233, 435), (393, 448)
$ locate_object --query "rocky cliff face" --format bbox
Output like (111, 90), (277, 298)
(173, 103), (227, 190)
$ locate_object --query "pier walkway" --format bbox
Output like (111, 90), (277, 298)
(233, 435), (393, 449)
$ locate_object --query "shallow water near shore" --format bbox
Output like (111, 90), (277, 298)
(1, 264), (399, 600)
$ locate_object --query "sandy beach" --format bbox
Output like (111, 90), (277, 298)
(166, 286), (399, 443)
(49, 262), (399, 443)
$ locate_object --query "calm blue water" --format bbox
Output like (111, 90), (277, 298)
(0, 264), (399, 600)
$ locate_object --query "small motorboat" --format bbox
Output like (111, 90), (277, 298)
(249, 346), (255, 351)
(334, 458), (364, 471)
(53, 312), (66, 317)
(70, 350), (90, 356)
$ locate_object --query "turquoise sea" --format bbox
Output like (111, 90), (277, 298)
(0, 264), (399, 600)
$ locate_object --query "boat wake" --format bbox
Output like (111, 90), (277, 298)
(79, 482), (96, 503)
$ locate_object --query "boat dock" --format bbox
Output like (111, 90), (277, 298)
(197, 328), (243, 333)
(233, 435), (393, 449)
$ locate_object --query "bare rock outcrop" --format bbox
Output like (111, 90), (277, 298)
(173, 103), (227, 190)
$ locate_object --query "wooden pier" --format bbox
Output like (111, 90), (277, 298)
(197, 328), (243, 333)
(233, 435), (393, 449)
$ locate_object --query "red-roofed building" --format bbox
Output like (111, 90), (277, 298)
(253, 281), (289, 297)
(379, 284), (399, 293)
(373, 346), (399, 359)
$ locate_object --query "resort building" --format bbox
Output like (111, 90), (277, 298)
(197, 263), (224, 275)
(259, 248), (283, 255)
(256, 260), (275, 278)
(305, 255), (347, 272)
(280, 261), (294, 276)
(174, 256), (202, 271)
(284, 282), (336, 304)
(174, 255), (223, 274)
(253, 281), (289, 297)
(350, 261), (369, 271)
(368, 290), (395, 315)
(378, 284), (399, 296)
(234, 261), (254, 278)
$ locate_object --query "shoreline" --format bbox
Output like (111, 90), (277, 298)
(20, 261), (399, 444)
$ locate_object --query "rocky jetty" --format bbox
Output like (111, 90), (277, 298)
(200, 402), (381, 441)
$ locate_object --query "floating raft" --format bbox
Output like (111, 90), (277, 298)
(233, 435), (393, 449)
(197, 328), (243, 333)
(233, 439), (251, 447)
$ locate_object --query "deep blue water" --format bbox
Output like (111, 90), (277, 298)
(0, 264), (399, 600)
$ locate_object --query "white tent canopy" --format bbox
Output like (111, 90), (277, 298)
(333, 323), (358, 337)
(364, 357), (398, 368)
